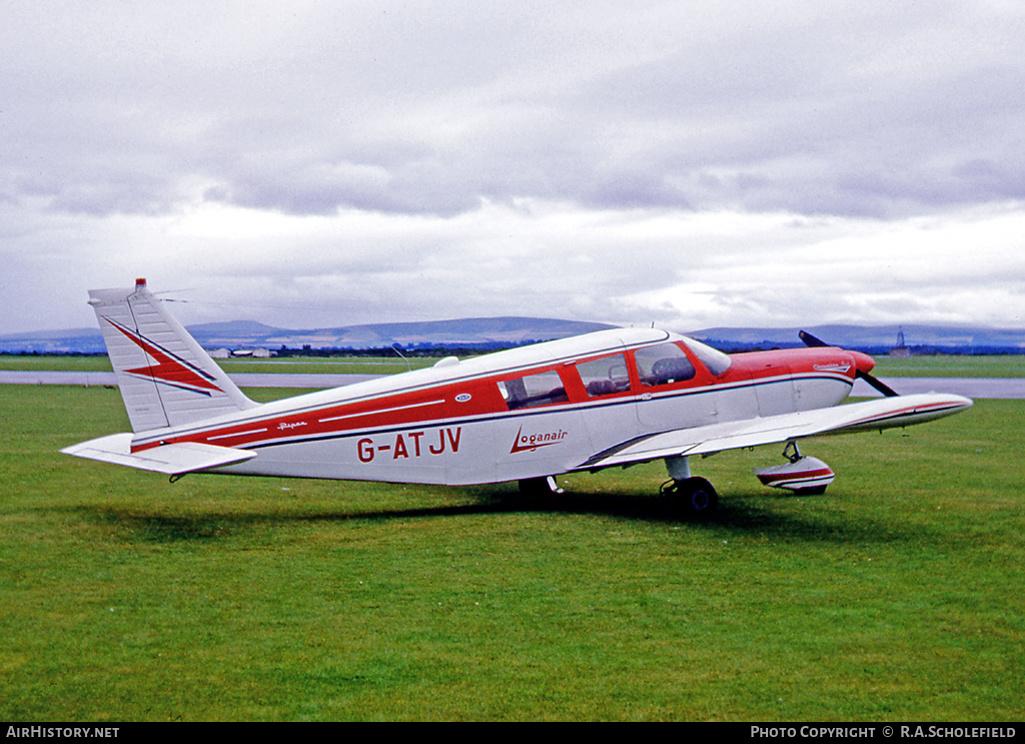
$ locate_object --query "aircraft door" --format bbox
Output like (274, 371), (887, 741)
(573, 349), (643, 453)
(634, 342), (718, 430)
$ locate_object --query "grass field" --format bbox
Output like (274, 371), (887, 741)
(1, 384), (1022, 721)
(872, 355), (1025, 378)
(3, 352), (1024, 377)
(0, 355), (436, 375)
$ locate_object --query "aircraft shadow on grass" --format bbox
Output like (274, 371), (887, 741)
(77, 486), (917, 547)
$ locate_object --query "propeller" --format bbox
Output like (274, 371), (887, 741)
(797, 330), (827, 348)
(799, 331), (899, 398)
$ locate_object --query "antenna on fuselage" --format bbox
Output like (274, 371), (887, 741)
(391, 344), (412, 372)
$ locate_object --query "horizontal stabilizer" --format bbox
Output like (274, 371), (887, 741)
(580, 393), (973, 471)
(61, 433), (256, 476)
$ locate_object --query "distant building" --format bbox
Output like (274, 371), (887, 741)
(228, 348), (273, 358)
(890, 328), (911, 358)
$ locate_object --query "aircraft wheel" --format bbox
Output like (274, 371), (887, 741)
(662, 477), (718, 518)
(796, 485), (828, 496)
(518, 476), (563, 496)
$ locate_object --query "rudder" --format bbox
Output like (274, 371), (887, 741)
(89, 278), (257, 432)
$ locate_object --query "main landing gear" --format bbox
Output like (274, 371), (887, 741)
(518, 475), (564, 496)
(661, 455), (718, 519)
(660, 476), (719, 518)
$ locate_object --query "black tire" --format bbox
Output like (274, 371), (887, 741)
(518, 476), (561, 496)
(665, 477), (718, 518)
(795, 485), (827, 496)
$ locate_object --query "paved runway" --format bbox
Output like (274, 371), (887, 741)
(2, 370), (1023, 398)
(850, 377), (1025, 399)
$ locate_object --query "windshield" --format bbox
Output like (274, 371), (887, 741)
(681, 337), (732, 376)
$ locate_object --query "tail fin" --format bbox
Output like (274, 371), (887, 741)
(89, 278), (257, 432)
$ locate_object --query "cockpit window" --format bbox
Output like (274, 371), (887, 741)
(576, 353), (630, 398)
(682, 338), (732, 376)
(498, 370), (568, 410)
(635, 343), (696, 386)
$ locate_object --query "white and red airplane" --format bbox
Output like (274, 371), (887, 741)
(62, 279), (972, 516)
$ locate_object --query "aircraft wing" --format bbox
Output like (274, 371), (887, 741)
(61, 433), (256, 476)
(578, 393), (972, 471)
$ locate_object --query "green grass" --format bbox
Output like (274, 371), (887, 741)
(217, 357), (436, 374)
(0, 355), (115, 372)
(4, 354), (1020, 379)
(872, 355), (1025, 378)
(1, 385), (1023, 721)
(4, 353), (1024, 377)
(0, 355), (435, 375)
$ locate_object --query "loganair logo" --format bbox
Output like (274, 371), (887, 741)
(511, 425), (568, 454)
(105, 318), (223, 396)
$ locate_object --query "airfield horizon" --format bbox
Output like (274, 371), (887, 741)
(2, 351), (1024, 378)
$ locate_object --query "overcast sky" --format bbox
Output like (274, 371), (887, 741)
(3, 1), (1024, 336)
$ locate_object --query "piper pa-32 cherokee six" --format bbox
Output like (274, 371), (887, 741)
(62, 279), (972, 517)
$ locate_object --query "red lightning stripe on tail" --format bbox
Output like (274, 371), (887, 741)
(105, 318), (223, 395)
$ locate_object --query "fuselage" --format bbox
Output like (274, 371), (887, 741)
(129, 328), (868, 486)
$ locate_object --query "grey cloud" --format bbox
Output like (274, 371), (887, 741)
(5, 2), (1023, 221)
(3, 1), (1025, 335)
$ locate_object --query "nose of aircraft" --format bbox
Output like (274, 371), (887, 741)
(851, 350), (876, 376)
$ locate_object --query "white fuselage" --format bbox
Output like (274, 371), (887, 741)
(130, 328), (857, 486)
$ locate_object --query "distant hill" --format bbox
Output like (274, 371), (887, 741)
(187, 316), (616, 351)
(691, 324), (1025, 355)
(0, 317), (616, 354)
(2, 318), (1022, 355)
(0, 328), (108, 354)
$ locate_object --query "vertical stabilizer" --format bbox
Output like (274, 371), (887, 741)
(89, 279), (256, 432)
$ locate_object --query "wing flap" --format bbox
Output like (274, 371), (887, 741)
(579, 393), (972, 471)
(61, 433), (256, 475)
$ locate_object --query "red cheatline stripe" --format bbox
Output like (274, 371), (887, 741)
(758, 468), (834, 485)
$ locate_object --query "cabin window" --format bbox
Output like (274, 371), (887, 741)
(576, 353), (630, 398)
(498, 370), (568, 410)
(635, 343), (696, 386)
